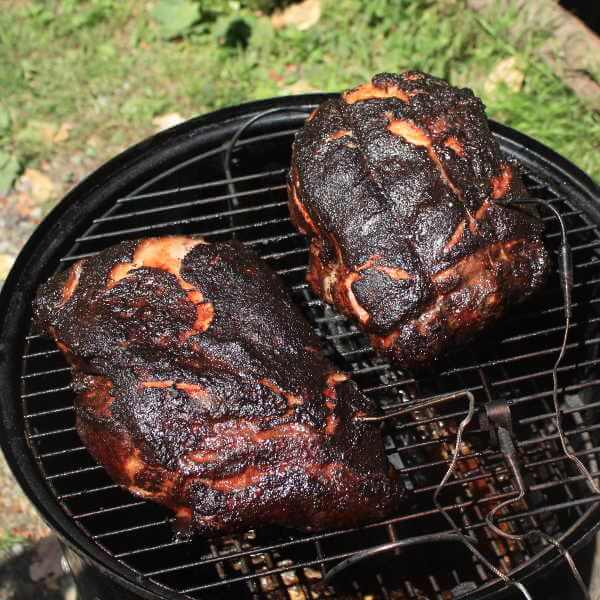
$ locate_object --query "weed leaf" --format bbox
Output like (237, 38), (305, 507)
(151, 0), (199, 39)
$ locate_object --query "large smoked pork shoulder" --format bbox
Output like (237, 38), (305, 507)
(289, 71), (549, 368)
(34, 236), (403, 534)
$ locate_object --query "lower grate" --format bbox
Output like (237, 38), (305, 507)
(15, 101), (600, 600)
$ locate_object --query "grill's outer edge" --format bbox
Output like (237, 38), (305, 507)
(0, 93), (598, 600)
(492, 122), (600, 222)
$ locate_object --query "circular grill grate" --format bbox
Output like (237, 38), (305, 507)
(6, 96), (600, 600)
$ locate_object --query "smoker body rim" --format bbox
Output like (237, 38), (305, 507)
(0, 93), (598, 600)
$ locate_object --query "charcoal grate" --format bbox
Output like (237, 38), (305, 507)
(4, 96), (600, 600)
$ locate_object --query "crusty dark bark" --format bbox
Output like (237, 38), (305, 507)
(33, 236), (403, 534)
(289, 71), (549, 368)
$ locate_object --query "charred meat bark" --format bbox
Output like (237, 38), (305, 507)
(33, 236), (403, 534)
(289, 71), (549, 368)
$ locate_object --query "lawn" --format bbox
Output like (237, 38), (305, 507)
(0, 0), (599, 209)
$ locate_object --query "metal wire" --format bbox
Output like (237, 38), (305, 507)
(485, 454), (591, 600)
(331, 197), (597, 596)
(478, 197), (596, 600)
(224, 107), (308, 203)
(505, 198), (600, 495)
(330, 390), (535, 599)
(324, 533), (529, 600)
(354, 391), (465, 422)
(430, 392), (533, 600)
(483, 434), (591, 598)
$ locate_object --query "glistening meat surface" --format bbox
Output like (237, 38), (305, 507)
(33, 236), (403, 534)
(289, 71), (549, 368)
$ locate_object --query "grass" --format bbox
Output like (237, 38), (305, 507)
(0, 0), (598, 201)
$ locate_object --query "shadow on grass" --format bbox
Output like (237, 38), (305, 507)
(0, 535), (74, 600)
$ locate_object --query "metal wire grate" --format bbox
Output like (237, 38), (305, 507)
(17, 101), (600, 600)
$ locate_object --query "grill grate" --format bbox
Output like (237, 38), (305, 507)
(14, 100), (600, 599)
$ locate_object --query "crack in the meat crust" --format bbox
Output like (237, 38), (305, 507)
(34, 236), (404, 534)
(385, 115), (474, 224)
(107, 237), (214, 340)
(288, 70), (549, 368)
